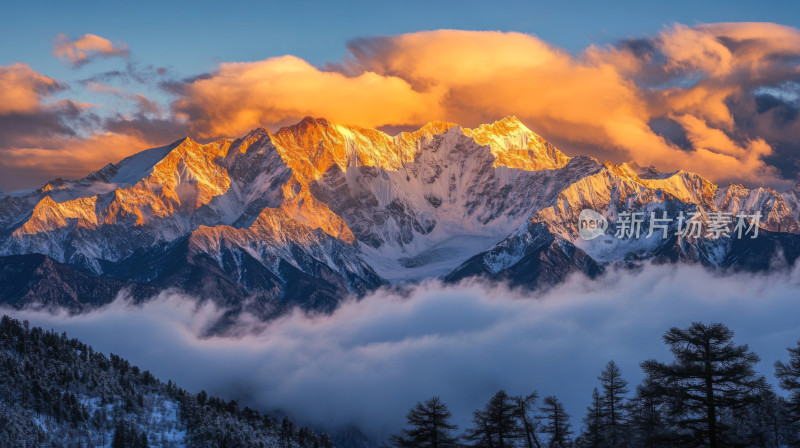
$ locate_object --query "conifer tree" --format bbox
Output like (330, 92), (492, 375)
(281, 416), (295, 448)
(389, 396), (459, 448)
(627, 373), (674, 447)
(539, 396), (571, 448)
(579, 388), (602, 448)
(466, 390), (522, 448)
(514, 392), (543, 448)
(641, 322), (768, 448)
(775, 339), (800, 444)
(319, 433), (334, 448)
(598, 360), (628, 446)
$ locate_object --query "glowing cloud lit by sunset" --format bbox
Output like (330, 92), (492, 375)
(1, 21), (800, 191)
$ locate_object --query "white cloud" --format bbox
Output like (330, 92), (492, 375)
(5, 263), (800, 441)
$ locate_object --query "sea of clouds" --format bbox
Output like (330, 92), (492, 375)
(4, 262), (800, 441)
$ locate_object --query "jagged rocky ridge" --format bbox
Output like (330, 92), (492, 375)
(2, 116), (800, 315)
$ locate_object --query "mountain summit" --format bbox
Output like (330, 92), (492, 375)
(1, 116), (799, 316)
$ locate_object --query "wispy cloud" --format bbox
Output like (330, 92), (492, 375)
(5, 263), (800, 441)
(53, 33), (129, 67)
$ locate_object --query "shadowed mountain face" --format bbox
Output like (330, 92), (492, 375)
(1, 116), (799, 316)
(0, 254), (157, 311)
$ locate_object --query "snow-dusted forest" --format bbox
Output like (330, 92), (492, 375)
(0, 315), (333, 448)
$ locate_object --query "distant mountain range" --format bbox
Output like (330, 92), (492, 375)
(2, 116), (799, 316)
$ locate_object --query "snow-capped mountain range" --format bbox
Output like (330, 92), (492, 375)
(2, 116), (799, 315)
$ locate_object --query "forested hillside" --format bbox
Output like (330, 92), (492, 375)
(0, 315), (334, 448)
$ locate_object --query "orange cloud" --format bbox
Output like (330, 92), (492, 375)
(176, 30), (651, 150)
(0, 63), (92, 155)
(660, 23), (800, 78)
(5, 24), (800, 191)
(0, 63), (64, 114)
(0, 133), (152, 191)
(659, 24), (737, 77)
(0, 64), (165, 191)
(341, 30), (563, 89)
(655, 84), (738, 129)
(174, 55), (440, 139)
(53, 33), (129, 67)
(174, 27), (799, 186)
(2, 132), (149, 176)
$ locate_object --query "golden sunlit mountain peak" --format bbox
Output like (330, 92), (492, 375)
(463, 116), (570, 171)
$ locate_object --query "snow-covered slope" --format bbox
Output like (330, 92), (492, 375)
(781, 181), (800, 221)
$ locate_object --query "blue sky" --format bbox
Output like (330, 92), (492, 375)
(4, 0), (799, 80)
